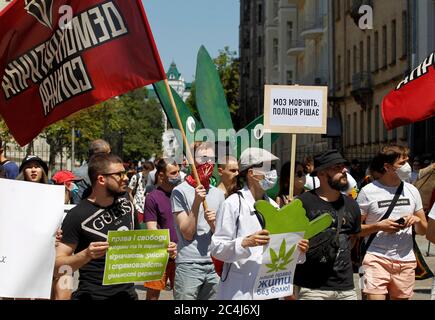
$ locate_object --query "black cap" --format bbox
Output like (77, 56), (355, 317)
(310, 150), (347, 177)
(19, 155), (48, 175)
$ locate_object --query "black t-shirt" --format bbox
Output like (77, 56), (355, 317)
(294, 190), (361, 291)
(61, 196), (140, 300)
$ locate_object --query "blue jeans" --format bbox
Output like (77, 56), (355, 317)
(174, 262), (219, 300)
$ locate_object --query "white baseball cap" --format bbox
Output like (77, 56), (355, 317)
(239, 147), (279, 172)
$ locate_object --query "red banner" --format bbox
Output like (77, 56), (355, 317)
(0, 0), (166, 146)
(382, 52), (435, 130)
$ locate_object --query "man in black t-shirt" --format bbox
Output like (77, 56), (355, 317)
(55, 153), (176, 300)
(294, 150), (361, 300)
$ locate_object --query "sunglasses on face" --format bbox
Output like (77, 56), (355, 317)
(195, 156), (215, 164)
(102, 171), (127, 179)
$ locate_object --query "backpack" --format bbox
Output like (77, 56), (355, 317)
(305, 197), (345, 266)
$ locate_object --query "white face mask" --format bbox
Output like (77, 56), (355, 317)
(396, 162), (412, 181)
(258, 170), (278, 191)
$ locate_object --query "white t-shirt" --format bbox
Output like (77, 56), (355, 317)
(429, 203), (435, 220)
(357, 180), (423, 261)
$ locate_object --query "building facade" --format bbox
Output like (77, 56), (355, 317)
(331, 0), (411, 166)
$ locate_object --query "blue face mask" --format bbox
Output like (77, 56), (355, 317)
(69, 182), (79, 196)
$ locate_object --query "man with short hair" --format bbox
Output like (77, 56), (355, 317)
(217, 155), (239, 198)
(143, 158), (181, 300)
(55, 153), (177, 300)
(357, 145), (427, 300)
(0, 137), (18, 179)
(73, 139), (111, 201)
(294, 150), (361, 300)
(171, 141), (225, 300)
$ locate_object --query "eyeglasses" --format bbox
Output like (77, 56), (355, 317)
(195, 156), (215, 164)
(102, 171), (127, 179)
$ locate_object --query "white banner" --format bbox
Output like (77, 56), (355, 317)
(0, 179), (65, 299)
(253, 232), (304, 300)
(0, 0), (13, 12)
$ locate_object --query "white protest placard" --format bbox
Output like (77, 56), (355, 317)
(263, 85), (328, 134)
(0, 179), (65, 299)
(253, 232), (304, 300)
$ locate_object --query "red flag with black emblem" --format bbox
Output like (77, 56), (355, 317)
(382, 52), (435, 130)
(0, 0), (166, 146)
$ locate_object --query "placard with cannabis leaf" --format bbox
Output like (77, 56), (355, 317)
(266, 240), (296, 273)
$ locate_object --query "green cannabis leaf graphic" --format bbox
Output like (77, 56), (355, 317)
(266, 240), (296, 273)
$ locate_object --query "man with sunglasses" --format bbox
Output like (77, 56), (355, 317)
(293, 150), (362, 300)
(55, 153), (177, 300)
(171, 141), (225, 300)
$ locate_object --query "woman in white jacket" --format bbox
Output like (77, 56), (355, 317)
(211, 148), (309, 300)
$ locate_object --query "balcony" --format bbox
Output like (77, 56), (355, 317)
(287, 39), (305, 56)
(301, 15), (326, 40)
(351, 72), (373, 109)
(300, 70), (328, 86)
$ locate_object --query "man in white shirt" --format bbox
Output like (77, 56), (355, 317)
(357, 145), (427, 300)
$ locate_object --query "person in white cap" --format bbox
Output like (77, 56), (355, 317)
(210, 147), (309, 300)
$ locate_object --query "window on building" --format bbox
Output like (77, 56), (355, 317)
(347, 114), (351, 146)
(347, 49), (351, 85)
(273, 38), (279, 66)
(258, 4), (263, 24)
(287, 21), (293, 50)
(367, 36), (371, 73)
(353, 45), (357, 76)
(258, 68), (262, 87)
(391, 20), (396, 65)
(382, 25), (387, 68)
(286, 70), (293, 85)
(273, 0), (279, 19)
(402, 11), (408, 58)
(335, 0), (341, 20)
(374, 31), (379, 71)
(367, 106), (372, 143)
(375, 105), (380, 143)
(360, 110), (365, 145)
(243, 1), (250, 22)
(353, 112), (357, 145)
(258, 36), (262, 56)
(360, 41), (364, 73)
(392, 128), (397, 142)
(383, 121), (388, 141)
(337, 55), (342, 88)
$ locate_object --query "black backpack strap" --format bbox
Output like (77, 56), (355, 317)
(361, 181), (404, 256)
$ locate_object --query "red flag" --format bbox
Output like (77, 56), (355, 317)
(382, 52), (435, 130)
(0, 0), (166, 146)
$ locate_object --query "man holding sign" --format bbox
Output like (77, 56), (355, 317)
(55, 153), (176, 300)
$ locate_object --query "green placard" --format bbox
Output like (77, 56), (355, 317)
(254, 199), (333, 238)
(103, 230), (169, 285)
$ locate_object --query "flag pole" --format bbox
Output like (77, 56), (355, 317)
(163, 79), (209, 210)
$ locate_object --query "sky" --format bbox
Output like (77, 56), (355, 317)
(143, 0), (240, 83)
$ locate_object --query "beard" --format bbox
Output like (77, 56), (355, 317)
(327, 173), (349, 192)
(106, 184), (127, 198)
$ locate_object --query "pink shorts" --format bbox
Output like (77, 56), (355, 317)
(361, 253), (417, 299)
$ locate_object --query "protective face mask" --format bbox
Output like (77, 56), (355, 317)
(396, 162), (412, 181)
(69, 182), (79, 196)
(168, 175), (182, 187)
(258, 169), (278, 191)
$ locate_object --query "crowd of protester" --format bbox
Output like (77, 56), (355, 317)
(1, 136), (435, 301)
